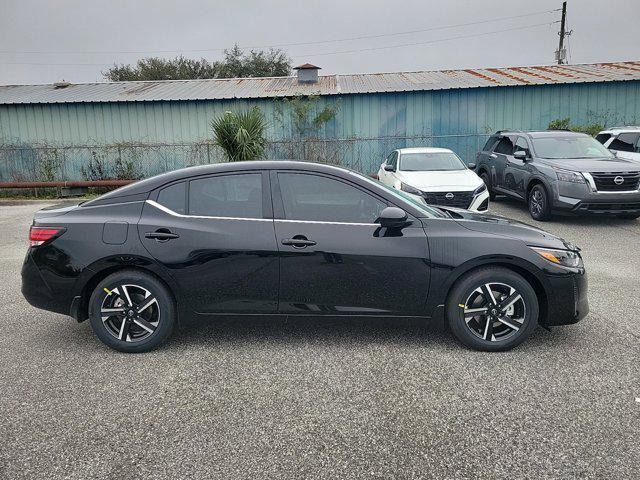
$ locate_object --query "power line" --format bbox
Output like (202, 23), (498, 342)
(0, 21), (559, 67)
(294, 22), (558, 59)
(0, 9), (557, 56)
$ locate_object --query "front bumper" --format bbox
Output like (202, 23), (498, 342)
(543, 269), (589, 326)
(552, 181), (640, 215)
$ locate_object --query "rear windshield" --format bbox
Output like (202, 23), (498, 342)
(400, 152), (467, 171)
(531, 136), (614, 159)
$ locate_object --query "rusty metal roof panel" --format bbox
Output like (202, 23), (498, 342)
(1, 61), (639, 105)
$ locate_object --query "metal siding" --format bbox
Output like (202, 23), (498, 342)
(2, 81), (640, 178)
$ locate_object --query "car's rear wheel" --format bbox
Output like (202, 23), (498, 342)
(88, 270), (176, 353)
(528, 184), (552, 221)
(479, 172), (496, 201)
(447, 267), (539, 351)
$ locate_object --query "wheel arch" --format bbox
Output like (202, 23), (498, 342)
(526, 176), (550, 201)
(438, 257), (549, 326)
(74, 259), (181, 323)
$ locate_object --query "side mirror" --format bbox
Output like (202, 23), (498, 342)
(378, 206), (409, 228)
(383, 164), (395, 172)
(467, 162), (476, 170)
(513, 150), (528, 160)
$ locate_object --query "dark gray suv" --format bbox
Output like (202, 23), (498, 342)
(475, 130), (640, 221)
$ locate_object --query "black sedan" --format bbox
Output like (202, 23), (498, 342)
(22, 161), (588, 352)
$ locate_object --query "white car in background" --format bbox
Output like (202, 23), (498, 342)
(595, 126), (640, 162)
(377, 147), (490, 212)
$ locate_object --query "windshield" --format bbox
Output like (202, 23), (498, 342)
(400, 152), (467, 171)
(350, 171), (446, 218)
(531, 135), (614, 159)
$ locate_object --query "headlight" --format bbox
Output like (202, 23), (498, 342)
(400, 183), (422, 195)
(555, 170), (585, 183)
(530, 247), (583, 268)
(473, 183), (487, 196)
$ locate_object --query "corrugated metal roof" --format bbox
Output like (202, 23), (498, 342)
(1, 61), (639, 105)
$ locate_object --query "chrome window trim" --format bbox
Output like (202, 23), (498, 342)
(274, 219), (379, 227)
(146, 199), (271, 222)
(148, 200), (381, 226)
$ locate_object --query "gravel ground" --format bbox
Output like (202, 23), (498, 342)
(0, 198), (638, 479)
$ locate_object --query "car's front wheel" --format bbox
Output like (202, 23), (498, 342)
(479, 172), (496, 201)
(528, 184), (552, 221)
(447, 267), (539, 351)
(88, 270), (176, 353)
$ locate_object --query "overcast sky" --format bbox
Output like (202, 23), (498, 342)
(0, 0), (637, 85)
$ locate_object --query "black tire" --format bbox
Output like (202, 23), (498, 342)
(479, 172), (496, 201)
(447, 267), (539, 351)
(618, 214), (640, 220)
(528, 184), (552, 221)
(88, 270), (176, 353)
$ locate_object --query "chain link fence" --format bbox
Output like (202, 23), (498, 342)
(0, 133), (490, 183)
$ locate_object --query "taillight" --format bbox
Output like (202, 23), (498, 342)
(29, 227), (65, 247)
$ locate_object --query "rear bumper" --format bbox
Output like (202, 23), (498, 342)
(21, 250), (74, 316)
(543, 269), (589, 326)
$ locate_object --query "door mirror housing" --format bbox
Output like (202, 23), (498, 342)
(383, 164), (396, 172)
(467, 162), (476, 170)
(378, 207), (409, 228)
(513, 150), (529, 160)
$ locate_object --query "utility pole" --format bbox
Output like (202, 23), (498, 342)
(556, 1), (569, 64)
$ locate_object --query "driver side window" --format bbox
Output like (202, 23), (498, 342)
(387, 151), (398, 170)
(514, 137), (531, 157)
(278, 173), (387, 224)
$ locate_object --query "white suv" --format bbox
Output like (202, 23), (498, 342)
(377, 147), (490, 212)
(596, 127), (640, 162)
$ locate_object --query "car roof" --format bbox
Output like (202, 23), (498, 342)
(598, 126), (640, 134)
(83, 160), (389, 208)
(497, 130), (591, 138)
(396, 147), (453, 154)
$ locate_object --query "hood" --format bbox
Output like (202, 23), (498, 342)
(539, 156), (640, 173)
(439, 207), (574, 250)
(396, 169), (482, 192)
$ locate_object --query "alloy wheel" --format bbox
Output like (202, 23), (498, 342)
(530, 189), (544, 217)
(100, 284), (160, 342)
(463, 282), (526, 342)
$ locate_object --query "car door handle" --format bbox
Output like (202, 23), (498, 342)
(145, 230), (180, 240)
(282, 237), (317, 248)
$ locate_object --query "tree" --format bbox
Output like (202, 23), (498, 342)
(103, 45), (291, 81)
(211, 107), (267, 162)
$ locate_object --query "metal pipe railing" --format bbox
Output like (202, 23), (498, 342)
(0, 180), (135, 189)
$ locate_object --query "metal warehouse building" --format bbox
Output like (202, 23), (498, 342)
(1, 61), (640, 181)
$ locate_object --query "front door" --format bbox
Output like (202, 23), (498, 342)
(504, 136), (532, 199)
(271, 171), (431, 315)
(138, 171), (279, 314)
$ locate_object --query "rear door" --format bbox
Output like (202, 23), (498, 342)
(138, 171), (279, 314)
(492, 136), (516, 192)
(271, 170), (430, 315)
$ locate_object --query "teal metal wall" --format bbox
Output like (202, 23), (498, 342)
(1, 80), (639, 180)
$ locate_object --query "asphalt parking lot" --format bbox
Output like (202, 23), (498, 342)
(0, 198), (638, 479)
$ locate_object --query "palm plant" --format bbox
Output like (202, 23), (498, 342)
(211, 107), (267, 162)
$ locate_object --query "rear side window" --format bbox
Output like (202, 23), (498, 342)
(595, 133), (612, 144)
(189, 173), (262, 218)
(157, 182), (186, 214)
(494, 137), (515, 155)
(278, 173), (386, 223)
(609, 132), (640, 152)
